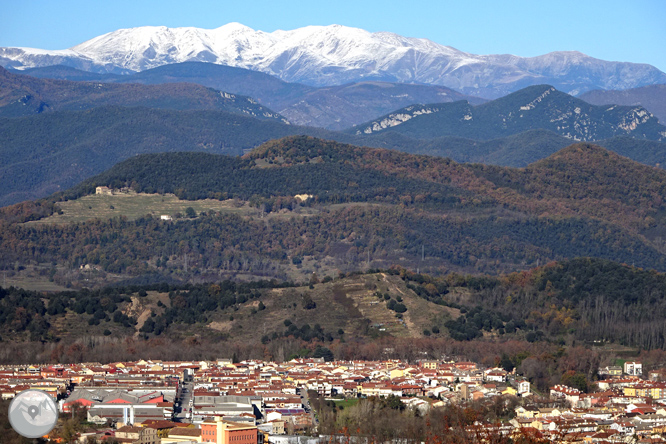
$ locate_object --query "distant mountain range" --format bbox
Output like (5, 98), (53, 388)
(352, 85), (666, 142)
(0, 106), (317, 206)
(580, 84), (666, 125)
(2, 23), (665, 98)
(0, 66), (286, 121)
(9, 62), (484, 130)
(0, 121), (664, 210)
(405, 130), (666, 168)
(3, 66), (666, 207)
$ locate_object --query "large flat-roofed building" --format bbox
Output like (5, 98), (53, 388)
(87, 404), (172, 423)
(200, 418), (258, 444)
(193, 394), (257, 421)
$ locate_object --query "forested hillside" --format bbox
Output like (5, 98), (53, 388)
(1, 258), (665, 365)
(57, 135), (666, 234)
(0, 66), (286, 120)
(2, 137), (666, 289)
(10, 62), (485, 130)
(409, 130), (666, 168)
(580, 84), (666, 125)
(352, 85), (666, 142)
(3, 102), (666, 206)
(0, 107), (336, 206)
(63, 151), (470, 204)
(452, 258), (666, 350)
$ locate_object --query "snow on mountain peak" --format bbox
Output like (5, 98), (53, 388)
(2, 23), (666, 97)
(62, 23), (475, 77)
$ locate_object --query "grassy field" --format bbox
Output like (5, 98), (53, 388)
(332, 398), (360, 409)
(27, 193), (255, 225)
(23, 192), (396, 229)
(1, 273), (69, 292)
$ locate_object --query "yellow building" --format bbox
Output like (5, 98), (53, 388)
(162, 428), (203, 443)
(420, 361), (439, 370)
(389, 369), (404, 379)
(502, 387), (518, 396)
(115, 426), (159, 444)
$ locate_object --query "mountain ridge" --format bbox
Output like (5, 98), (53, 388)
(0, 66), (287, 121)
(7, 62), (485, 130)
(4, 137), (666, 287)
(4, 98), (666, 206)
(351, 85), (666, 142)
(2, 23), (665, 98)
(66, 135), (666, 235)
(580, 84), (666, 125)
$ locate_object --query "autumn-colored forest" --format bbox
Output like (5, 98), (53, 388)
(3, 136), (666, 282)
(2, 137), (666, 389)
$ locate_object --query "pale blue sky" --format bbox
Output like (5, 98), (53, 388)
(2, 0), (665, 71)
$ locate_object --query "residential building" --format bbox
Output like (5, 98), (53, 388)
(200, 418), (258, 444)
(115, 425), (159, 444)
(625, 362), (643, 376)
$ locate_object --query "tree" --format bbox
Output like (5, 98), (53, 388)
(140, 318), (155, 333)
(379, 395), (405, 411)
(500, 354), (515, 372)
(313, 346), (334, 362)
(60, 418), (80, 443)
(561, 371), (588, 392)
(185, 207), (196, 218)
(302, 294), (316, 310)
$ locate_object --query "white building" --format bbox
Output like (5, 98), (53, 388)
(624, 362), (642, 376)
(518, 380), (530, 395)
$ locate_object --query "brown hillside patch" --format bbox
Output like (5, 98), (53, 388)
(134, 309), (153, 337)
(208, 321), (232, 332)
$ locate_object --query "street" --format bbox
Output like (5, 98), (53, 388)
(174, 380), (194, 422)
(298, 388), (318, 428)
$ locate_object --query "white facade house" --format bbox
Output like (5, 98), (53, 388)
(518, 380), (530, 395)
(624, 362), (642, 376)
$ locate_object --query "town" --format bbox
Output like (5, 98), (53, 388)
(3, 357), (666, 443)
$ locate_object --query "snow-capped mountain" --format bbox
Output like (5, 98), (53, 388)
(2, 23), (665, 98)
